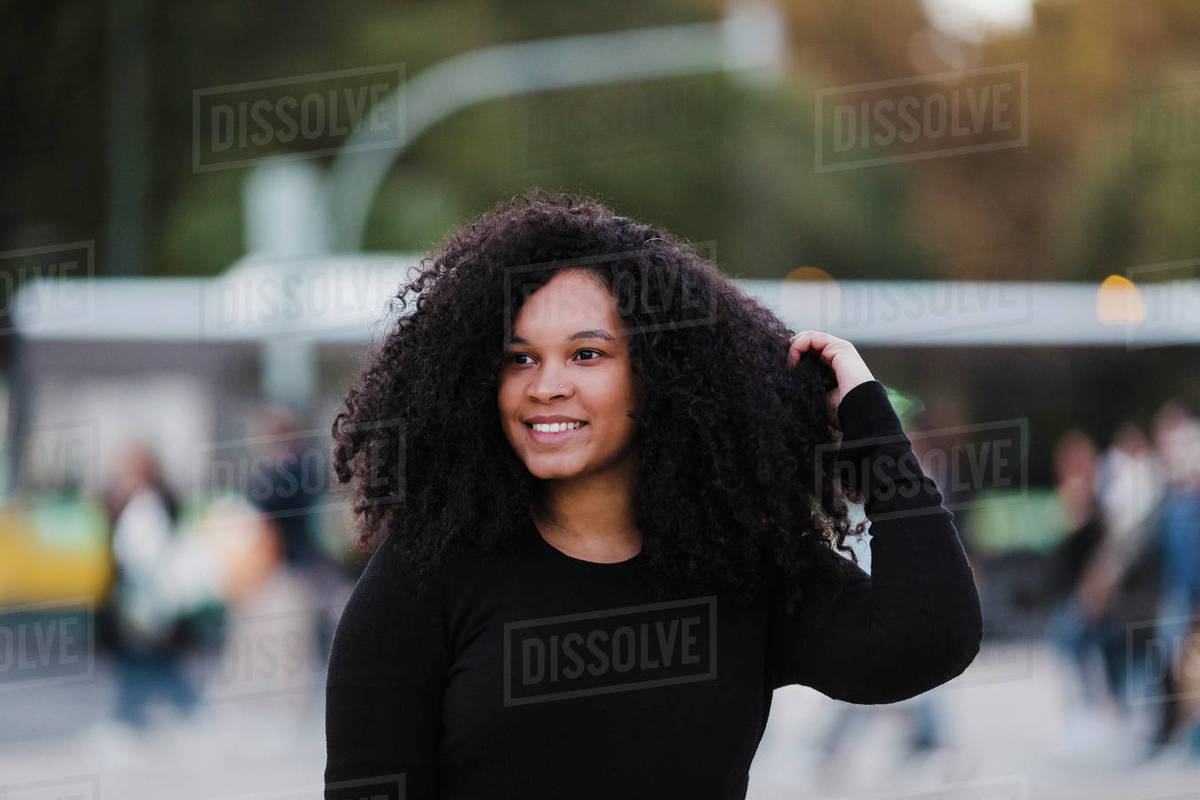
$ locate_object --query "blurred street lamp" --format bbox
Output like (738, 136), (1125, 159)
(327, 0), (788, 251)
(241, 160), (332, 415)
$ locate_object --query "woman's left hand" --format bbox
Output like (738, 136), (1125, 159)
(786, 330), (875, 411)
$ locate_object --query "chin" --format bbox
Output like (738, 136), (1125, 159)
(521, 455), (589, 481)
(525, 464), (584, 481)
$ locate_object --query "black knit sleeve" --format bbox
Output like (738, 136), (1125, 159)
(767, 380), (983, 703)
(324, 539), (448, 799)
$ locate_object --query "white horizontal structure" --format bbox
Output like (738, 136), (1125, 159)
(12, 255), (1200, 346)
(742, 277), (1200, 346)
(11, 254), (419, 345)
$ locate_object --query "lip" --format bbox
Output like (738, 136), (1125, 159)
(525, 420), (588, 445)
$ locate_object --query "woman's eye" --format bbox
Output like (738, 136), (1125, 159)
(506, 349), (601, 365)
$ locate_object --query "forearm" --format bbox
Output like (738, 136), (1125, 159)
(776, 381), (984, 703)
(833, 381), (983, 700)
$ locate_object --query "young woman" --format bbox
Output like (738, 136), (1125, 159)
(324, 190), (982, 799)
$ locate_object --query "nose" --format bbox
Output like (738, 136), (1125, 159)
(529, 369), (573, 402)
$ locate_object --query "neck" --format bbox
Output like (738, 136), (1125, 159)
(531, 454), (641, 563)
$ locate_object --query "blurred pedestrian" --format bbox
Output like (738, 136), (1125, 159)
(1142, 399), (1200, 756)
(1045, 431), (1106, 605)
(1044, 429), (1108, 717)
(1047, 422), (1165, 761)
(1091, 424), (1165, 722)
(101, 442), (201, 730)
(248, 406), (348, 669)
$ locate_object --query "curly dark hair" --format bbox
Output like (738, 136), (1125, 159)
(332, 188), (867, 614)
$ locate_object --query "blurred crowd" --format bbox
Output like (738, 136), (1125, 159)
(1043, 397), (1200, 762)
(91, 406), (356, 737)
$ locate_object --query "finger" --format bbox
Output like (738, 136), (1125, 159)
(788, 330), (822, 354)
(787, 331), (816, 366)
(792, 330), (838, 349)
(787, 330), (832, 366)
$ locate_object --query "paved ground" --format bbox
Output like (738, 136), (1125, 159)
(3, 614), (1199, 799)
(748, 641), (1200, 800)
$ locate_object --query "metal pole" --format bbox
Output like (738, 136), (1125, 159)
(328, 2), (786, 251)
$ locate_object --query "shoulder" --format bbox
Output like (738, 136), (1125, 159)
(338, 535), (517, 623)
(352, 536), (457, 603)
(333, 539), (451, 644)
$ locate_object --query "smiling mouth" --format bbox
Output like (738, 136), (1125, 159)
(524, 421), (588, 442)
(526, 421), (587, 433)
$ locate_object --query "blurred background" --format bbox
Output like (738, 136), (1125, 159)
(2, 0), (1199, 798)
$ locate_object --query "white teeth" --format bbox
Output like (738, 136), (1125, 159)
(531, 421), (583, 433)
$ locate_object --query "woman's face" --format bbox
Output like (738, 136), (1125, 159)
(498, 268), (641, 482)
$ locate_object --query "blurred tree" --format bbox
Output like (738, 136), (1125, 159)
(1, 0), (1199, 287)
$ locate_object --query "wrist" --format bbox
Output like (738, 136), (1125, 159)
(837, 373), (875, 410)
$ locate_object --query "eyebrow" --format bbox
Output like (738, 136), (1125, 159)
(509, 329), (616, 345)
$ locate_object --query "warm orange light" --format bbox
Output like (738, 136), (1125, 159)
(1096, 274), (1145, 324)
(784, 266), (835, 283)
(780, 267), (840, 330)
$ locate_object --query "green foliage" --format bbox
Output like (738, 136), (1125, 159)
(2, 0), (1198, 286)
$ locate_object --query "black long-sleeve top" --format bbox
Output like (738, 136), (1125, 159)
(323, 380), (984, 799)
